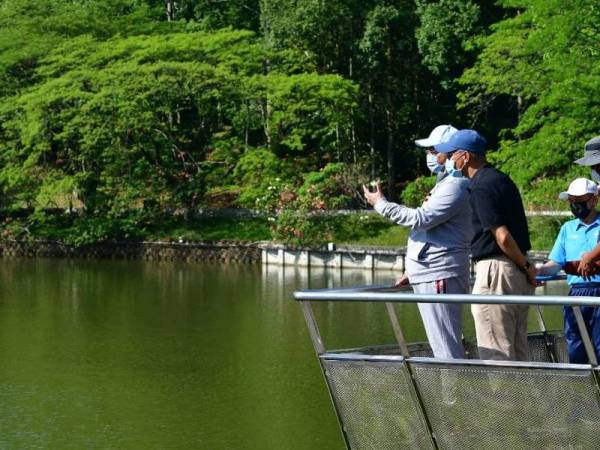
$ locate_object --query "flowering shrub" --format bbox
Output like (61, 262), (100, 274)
(253, 162), (362, 247)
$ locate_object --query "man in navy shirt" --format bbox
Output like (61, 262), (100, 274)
(537, 178), (600, 363)
(435, 129), (537, 361)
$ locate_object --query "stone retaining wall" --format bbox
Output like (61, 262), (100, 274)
(0, 240), (261, 263)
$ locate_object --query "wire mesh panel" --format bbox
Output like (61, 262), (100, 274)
(552, 333), (570, 363)
(463, 333), (567, 363)
(352, 333), (569, 363)
(323, 359), (434, 450)
(411, 362), (600, 450)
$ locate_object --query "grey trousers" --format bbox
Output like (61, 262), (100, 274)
(412, 276), (469, 359)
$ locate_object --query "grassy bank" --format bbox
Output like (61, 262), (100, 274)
(0, 212), (567, 252)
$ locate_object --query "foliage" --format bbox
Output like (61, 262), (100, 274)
(0, 0), (595, 247)
(415, 0), (480, 81)
(171, 0), (261, 31)
(255, 163), (358, 247)
(298, 163), (355, 210)
(0, 3), (357, 243)
(270, 210), (336, 248)
(233, 148), (296, 208)
(152, 216), (271, 242)
(1, 30), (261, 215)
(459, 0), (600, 206)
(528, 216), (569, 253)
(333, 213), (409, 247)
(400, 176), (437, 207)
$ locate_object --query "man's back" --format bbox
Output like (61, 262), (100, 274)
(468, 165), (531, 260)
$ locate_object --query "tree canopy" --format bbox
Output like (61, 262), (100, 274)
(0, 0), (597, 243)
(460, 0), (600, 208)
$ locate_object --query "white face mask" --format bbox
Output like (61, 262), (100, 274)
(444, 155), (464, 178)
(426, 153), (444, 174)
(592, 170), (600, 183)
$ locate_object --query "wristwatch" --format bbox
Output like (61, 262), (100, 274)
(522, 260), (531, 271)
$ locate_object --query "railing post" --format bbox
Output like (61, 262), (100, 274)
(301, 301), (325, 355)
(385, 302), (439, 449)
(300, 300), (352, 449)
(572, 305), (600, 422)
(572, 305), (598, 366)
(534, 305), (558, 363)
(385, 302), (410, 357)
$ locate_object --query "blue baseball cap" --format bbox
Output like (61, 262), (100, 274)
(434, 129), (487, 154)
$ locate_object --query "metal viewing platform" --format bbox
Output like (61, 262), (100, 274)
(294, 279), (600, 450)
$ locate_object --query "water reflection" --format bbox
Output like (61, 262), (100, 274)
(0, 259), (571, 450)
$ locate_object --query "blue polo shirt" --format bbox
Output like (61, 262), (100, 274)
(548, 215), (600, 285)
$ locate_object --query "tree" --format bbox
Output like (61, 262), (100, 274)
(459, 0), (600, 207)
(0, 17), (357, 242)
(157, 0), (261, 30)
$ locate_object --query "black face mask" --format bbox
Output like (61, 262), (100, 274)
(570, 200), (592, 220)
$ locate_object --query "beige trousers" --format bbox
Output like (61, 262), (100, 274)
(472, 255), (534, 361)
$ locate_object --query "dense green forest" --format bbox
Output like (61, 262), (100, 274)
(0, 0), (598, 245)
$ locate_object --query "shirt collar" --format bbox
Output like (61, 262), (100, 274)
(575, 213), (600, 230)
(467, 164), (490, 190)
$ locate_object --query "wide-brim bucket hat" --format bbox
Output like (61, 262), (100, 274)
(574, 136), (600, 166)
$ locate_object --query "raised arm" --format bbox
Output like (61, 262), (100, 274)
(363, 181), (463, 231)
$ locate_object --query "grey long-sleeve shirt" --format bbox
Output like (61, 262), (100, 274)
(374, 176), (473, 283)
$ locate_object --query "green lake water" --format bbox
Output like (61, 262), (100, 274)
(0, 258), (568, 449)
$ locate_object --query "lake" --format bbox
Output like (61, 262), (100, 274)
(0, 259), (567, 449)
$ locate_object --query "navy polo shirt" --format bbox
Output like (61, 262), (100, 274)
(469, 165), (531, 260)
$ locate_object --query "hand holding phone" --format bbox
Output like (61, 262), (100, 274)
(367, 180), (379, 193)
(362, 180), (384, 206)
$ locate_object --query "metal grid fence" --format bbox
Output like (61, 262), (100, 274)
(296, 285), (600, 450)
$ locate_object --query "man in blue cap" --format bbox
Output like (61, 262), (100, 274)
(435, 129), (537, 361)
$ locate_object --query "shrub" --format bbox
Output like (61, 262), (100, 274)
(400, 176), (436, 207)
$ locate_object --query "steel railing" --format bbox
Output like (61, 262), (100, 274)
(294, 276), (600, 450)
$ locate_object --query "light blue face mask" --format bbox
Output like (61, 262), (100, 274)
(444, 156), (463, 178)
(426, 153), (444, 174)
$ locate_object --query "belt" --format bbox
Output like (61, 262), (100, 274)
(473, 254), (513, 264)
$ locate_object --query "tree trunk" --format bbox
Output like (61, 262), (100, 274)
(335, 123), (340, 161)
(385, 30), (395, 200)
(385, 89), (395, 200)
(165, 0), (174, 21)
(244, 100), (250, 152)
(262, 57), (272, 149)
(368, 85), (376, 180)
(351, 110), (357, 164)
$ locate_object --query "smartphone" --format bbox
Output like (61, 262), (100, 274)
(367, 180), (379, 193)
